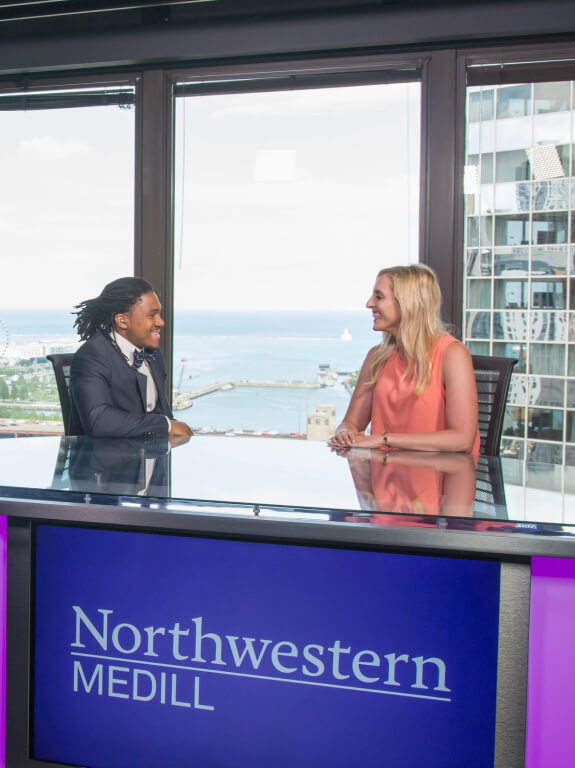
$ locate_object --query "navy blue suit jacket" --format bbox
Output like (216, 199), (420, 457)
(69, 330), (173, 438)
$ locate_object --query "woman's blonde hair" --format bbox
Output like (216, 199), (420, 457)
(369, 264), (446, 395)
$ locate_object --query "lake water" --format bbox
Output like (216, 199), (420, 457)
(1, 310), (377, 433)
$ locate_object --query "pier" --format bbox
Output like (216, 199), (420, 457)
(173, 379), (322, 410)
(236, 380), (321, 390)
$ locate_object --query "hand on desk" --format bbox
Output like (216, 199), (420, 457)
(345, 433), (386, 449)
(169, 419), (193, 439)
(169, 432), (192, 447)
(328, 431), (385, 451)
(328, 429), (364, 449)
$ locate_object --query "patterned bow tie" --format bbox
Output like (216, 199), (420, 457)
(133, 349), (156, 369)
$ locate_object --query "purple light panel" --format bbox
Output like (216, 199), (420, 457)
(0, 516), (5, 768)
(527, 556), (575, 768)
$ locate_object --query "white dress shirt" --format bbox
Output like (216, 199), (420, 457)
(111, 331), (158, 412)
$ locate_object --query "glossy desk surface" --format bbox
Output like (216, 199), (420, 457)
(0, 434), (573, 556)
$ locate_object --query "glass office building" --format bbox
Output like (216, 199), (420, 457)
(464, 81), (575, 466)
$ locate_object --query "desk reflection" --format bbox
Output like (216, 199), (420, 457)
(61, 437), (172, 498)
(344, 449), (486, 525)
(43, 435), (508, 525)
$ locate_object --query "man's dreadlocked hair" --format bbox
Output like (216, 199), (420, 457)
(73, 277), (155, 341)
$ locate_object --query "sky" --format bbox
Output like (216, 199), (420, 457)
(174, 82), (421, 311)
(0, 102), (134, 310)
(0, 81), (420, 312)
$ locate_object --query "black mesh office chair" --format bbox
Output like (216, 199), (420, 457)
(46, 353), (75, 436)
(474, 454), (507, 516)
(471, 355), (517, 457)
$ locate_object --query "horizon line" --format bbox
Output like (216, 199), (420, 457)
(1, 308), (368, 313)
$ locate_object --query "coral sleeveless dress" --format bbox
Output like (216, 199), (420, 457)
(370, 460), (446, 517)
(370, 334), (480, 454)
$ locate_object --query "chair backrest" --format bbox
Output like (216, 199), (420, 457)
(471, 354), (517, 457)
(474, 455), (507, 516)
(46, 353), (75, 436)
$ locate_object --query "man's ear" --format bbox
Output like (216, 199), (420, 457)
(115, 313), (128, 329)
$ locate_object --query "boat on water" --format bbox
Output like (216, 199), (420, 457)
(341, 328), (352, 341)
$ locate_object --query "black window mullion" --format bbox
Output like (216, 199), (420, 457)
(174, 67), (421, 98)
(468, 60), (575, 87)
(0, 88), (135, 111)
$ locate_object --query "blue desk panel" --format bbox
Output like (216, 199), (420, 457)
(34, 525), (500, 768)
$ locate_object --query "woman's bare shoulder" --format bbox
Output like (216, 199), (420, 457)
(443, 338), (472, 360)
(442, 340), (475, 380)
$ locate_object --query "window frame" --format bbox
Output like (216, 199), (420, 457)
(460, 41), (575, 464)
(7, 42), (575, 416)
(156, 52), (430, 388)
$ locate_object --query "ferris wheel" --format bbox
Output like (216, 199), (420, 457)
(0, 318), (9, 359)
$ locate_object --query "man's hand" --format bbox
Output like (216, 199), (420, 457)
(169, 419), (193, 437)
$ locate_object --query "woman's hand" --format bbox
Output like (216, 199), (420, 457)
(328, 427), (363, 448)
(329, 431), (389, 451)
(349, 432), (388, 449)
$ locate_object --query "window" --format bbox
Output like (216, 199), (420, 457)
(0, 82), (135, 436)
(464, 73), (575, 463)
(171, 72), (421, 436)
(497, 84), (531, 119)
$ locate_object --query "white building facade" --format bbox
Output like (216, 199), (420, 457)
(464, 80), (575, 466)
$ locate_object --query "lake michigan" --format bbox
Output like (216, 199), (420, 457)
(1, 310), (377, 433)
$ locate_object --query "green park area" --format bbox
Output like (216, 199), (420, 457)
(0, 359), (61, 421)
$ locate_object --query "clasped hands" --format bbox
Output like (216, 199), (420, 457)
(328, 429), (388, 451)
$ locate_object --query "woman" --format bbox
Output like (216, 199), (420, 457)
(329, 264), (479, 453)
(345, 448), (477, 519)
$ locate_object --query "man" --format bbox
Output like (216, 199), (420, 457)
(69, 277), (192, 439)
